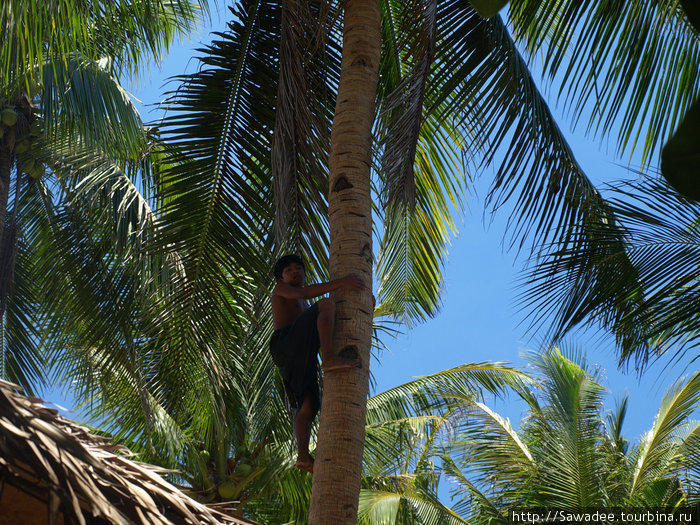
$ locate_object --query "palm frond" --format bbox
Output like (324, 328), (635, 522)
(271, 0), (340, 274)
(151, 1), (280, 383)
(358, 489), (402, 524)
(509, 0), (700, 164)
(430, 2), (619, 259)
(373, 0), (467, 325)
(0, 0), (208, 94)
(605, 394), (630, 455)
(41, 56), (149, 163)
(528, 348), (610, 508)
(608, 180), (700, 367)
(631, 371), (700, 496)
(377, 0), (437, 210)
(367, 362), (531, 426)
(522, 178), (700, 370)
(365, 414), (448, 479)
(457, 399), (535, 475)
(374, 118), (464, 325)
(401, 494), (470, 525)
(676, 420), (700, 497)
(442, 454), (507, 523)
(1, 176), (45, 391)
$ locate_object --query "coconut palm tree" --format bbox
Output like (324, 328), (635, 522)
(151, 0), (635, 518)
(0, 0), (213, 389)
(442, 348), (700, 523)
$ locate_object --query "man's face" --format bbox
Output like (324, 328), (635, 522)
(281, 262), (305, 287)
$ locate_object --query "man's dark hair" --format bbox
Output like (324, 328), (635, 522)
(273, 254), (305, 280)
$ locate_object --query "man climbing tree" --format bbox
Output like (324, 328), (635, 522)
(269, 254), (363, 473)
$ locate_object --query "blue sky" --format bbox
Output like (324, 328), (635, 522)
(47, 7), (697, 445)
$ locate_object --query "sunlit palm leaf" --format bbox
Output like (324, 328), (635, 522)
(375, 118), (463, 325)
(439, 349), (698, 520)
(402, 492), (470, 525)
(676, 421), (700, 496)
(527, 348), (610, 508)
(367, 362), (531, 425)
(0, 0), (206, 94)
(631, 371), (700, 496)
(374, 0), (464, 324)
(42, 56), (149, 162)
(452, 400), (534, 488)
(358, 490), (402, 524)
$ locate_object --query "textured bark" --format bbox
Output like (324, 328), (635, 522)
(308, 0), (380, 522)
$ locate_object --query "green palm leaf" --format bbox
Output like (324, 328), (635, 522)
(359, 490), (403, 524)
(527, 348), (610, 508)
(631, 370), (700, 497)
(367, 362), (531, 424)
(375, 0), (632, 328)
(154, 0), (278, 302)
(42, 56), (149, 161)
(1, 179), (45, 390)
(0, 0), (206, 94)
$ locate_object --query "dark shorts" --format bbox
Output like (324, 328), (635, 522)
(269, 303), (321, 415)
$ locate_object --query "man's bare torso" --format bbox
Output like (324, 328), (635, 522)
(271, 294), (307, 330)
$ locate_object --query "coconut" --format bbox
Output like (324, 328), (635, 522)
(235, 463), (252, 477)
(14, 139), (29, 154)
(28, 165), (44, 180)
(22, 158), (36, 172)
(1, 108), (18, 127)
(217, 480), (237, 500)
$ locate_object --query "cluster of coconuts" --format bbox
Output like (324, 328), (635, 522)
(216, 451), (256, 500)
(1, 105), (44, 180)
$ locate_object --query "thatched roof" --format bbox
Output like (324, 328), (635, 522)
(0, 379), (256, 525)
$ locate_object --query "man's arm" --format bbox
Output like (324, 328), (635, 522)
(273, 275), (365, 300)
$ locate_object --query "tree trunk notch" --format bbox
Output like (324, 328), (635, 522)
(308, 0), (381, 522)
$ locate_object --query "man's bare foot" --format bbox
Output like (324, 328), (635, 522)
(296, 456), (314, 474)
(323, 356), (361, 372)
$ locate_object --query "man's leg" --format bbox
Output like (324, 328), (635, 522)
(295, 394), (316, 473)
(316, 298), (361, 371)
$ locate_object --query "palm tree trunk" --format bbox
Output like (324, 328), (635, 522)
(308, 0), (380, 522)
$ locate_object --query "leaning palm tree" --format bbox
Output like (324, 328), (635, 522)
(443, 348), (700, 522)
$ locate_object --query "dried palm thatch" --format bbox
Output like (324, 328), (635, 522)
(0, 379), (256, 525)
